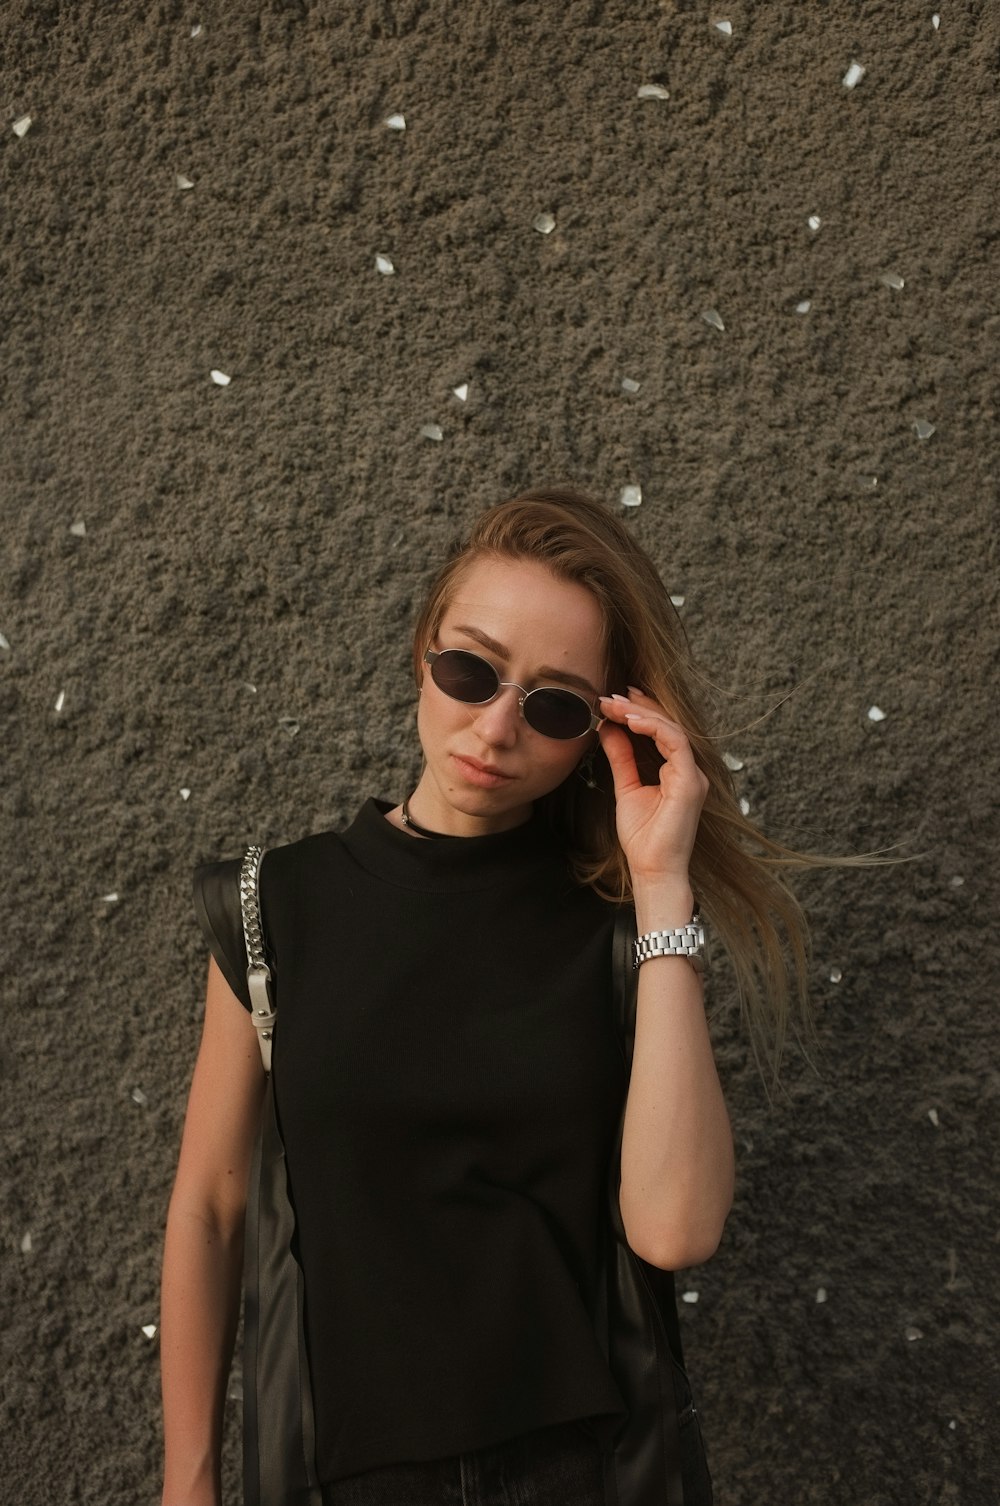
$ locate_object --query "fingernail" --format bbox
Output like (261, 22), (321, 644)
(610, 693), (631, 704)
(627, 685), (645, 697)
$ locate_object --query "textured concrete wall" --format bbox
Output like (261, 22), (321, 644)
(3, 3), (997, 1502)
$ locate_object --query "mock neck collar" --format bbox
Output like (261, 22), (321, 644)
(339, 798), (558, 892)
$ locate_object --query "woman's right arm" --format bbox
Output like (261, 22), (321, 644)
(160, 956), (267, 1506)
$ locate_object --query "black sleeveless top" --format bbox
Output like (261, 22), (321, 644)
(193, 799), (629, 1482)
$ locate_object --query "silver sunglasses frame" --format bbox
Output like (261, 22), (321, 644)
(424, 648), (602, 739)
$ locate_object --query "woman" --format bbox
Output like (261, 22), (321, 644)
(160, 485), (813, 1506)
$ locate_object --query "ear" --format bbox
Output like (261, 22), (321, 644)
(573, 735), (601, 789)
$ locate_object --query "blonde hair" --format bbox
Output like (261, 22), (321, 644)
(412, 485), (841, 1083)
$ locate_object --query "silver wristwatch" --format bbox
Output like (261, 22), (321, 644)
(633, 915), (706, 973)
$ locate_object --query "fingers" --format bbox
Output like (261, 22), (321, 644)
(597, 717), (643, 795)
(598, 690), (689, 760)
(597, 693), (709, 884)
(598, 690), (708, 797)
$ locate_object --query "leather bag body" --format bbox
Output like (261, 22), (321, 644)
(242, 1077), (322, 1506)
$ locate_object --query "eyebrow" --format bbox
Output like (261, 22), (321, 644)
(450, 624), (600, 698)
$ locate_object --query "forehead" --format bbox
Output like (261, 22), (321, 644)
(440, 556), (605, 678)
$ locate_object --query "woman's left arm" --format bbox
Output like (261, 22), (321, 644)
(598, 691), (736, 1272)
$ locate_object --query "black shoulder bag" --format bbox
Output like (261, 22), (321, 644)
(238, 845), (323, 1506)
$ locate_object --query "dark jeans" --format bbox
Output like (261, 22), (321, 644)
(320, 1419), (605, 1505)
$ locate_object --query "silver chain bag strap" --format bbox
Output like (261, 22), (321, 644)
(237, 845), (322, 1506)
(240, 845), (278, 1073)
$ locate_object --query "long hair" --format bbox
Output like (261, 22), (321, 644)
(412, 485), (845, 1082)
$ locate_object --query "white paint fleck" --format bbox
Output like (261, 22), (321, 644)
(533, 212), (556, 235)
(180, 787), (192, 801)
(669, 594), (685, 608)
(738, 796), (750, 816)
(102, 891), (120, 904)
(928, 1108), (940, 1127)
(829, 967), (843, 984)
(142, 1324), (158, 1339)
(420, 423), (444, 442)
(210, 369), (231, 386)
(176, 174), (194, 190)
(723, 752), (744, 771)
(621, 377), (641, 394)
(620, 484), (642, 509)
(385, 113), (406, 131)
(701, 308), (725, 332)
(69, 520), (87, 537)
(131, 1088), (148, 1106)
(867, 705), (886, 722)
(681, 1290), (699, 1304)
(0, 632), (9, 651)
(12, 115), (32, 138)
(881, 272), (905, 291)
(905, 1326), (924, 1342)
(815, 1287), (828, 1303)
(21, 1232), (33, 1254)
(914, 419), (936, 440)
(637, 84), (670, 100)
(713, 20), (733, 36)
(932, 13), (940, 29)
(807, 214), (822, 231)
(375, 254), (395, 275)
(452, 384), (469, 402)
(843, 61), (866, 90)
(54, 690), (66, 714)
(795, 300), (812, 314)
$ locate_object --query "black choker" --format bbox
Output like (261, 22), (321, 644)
(400, 797), (457, 840)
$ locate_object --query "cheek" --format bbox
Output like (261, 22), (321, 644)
(417, 682), (467, 747)
(415, 685), (434, 749)
(416, 686), (436, 744)
(533, 739), (589, 788)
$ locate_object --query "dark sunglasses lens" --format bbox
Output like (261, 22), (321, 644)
(430, 650), (498, 703)
(523, 689), (592, 740)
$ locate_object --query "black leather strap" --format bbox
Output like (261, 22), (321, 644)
(192, 858), (252, 1009)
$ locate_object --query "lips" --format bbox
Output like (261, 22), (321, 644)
(451, 754), (516, 787)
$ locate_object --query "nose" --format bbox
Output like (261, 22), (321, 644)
(471, 682), (522, 748)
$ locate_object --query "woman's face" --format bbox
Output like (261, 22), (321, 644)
(410, 555), (606, 835)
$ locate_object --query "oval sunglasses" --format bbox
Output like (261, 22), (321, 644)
(424, 648), (603, 741)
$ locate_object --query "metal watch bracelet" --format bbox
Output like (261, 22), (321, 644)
(632, 915), (706, 973)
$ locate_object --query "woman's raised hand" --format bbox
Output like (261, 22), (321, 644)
(597, 690), (709, 892)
